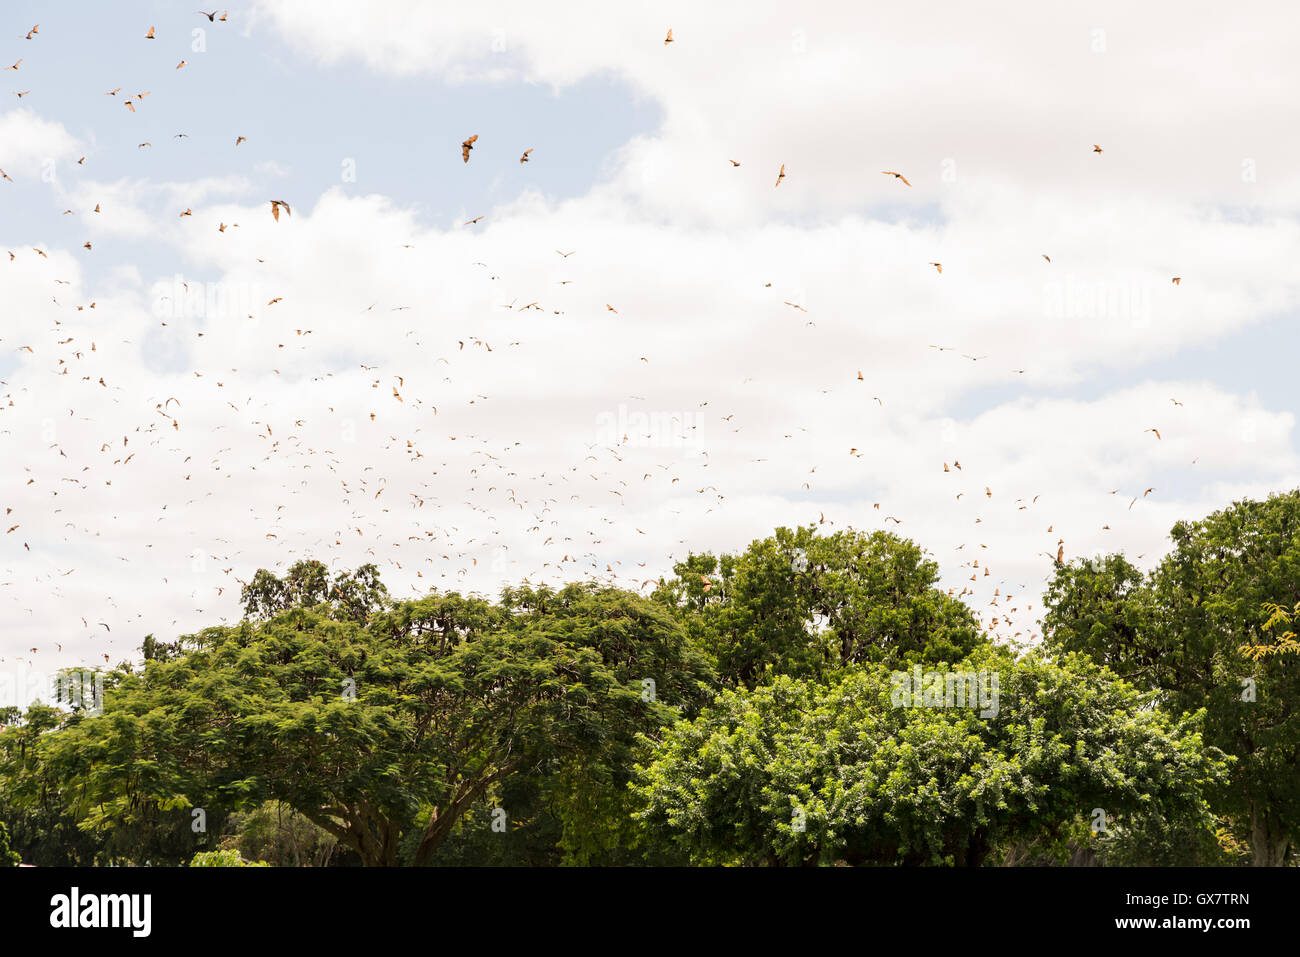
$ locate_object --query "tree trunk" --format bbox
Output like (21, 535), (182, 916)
(302, 806), (397, 867)
(957, 832), (992, 867)
(411, 771), (507, 866)
(1250, 806), (1291, 866)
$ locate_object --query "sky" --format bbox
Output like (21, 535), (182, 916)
(2, 1), (1299, 685)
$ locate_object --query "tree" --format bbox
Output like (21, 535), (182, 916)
(493, 583), (716, 864)
(0, 695), (222, 866)
(633, 648), (1228, 866)
(0, 821), (20, 867)
(1043, 490), (1300, 866)
(25, 564), (705, 867)
(1041, 554), (1157, 683)
(655, 526), (985, 687)
(241, 560), (388, 623)
(227, 802), (343, 867)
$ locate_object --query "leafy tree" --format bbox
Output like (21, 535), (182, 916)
(1043, 490), (1300, 865)
(633, 648), (1228, 866)
(227, 802), (344, 867)
(141, 633), (183, 663)
(1097, 812), (1245, 867)
(1041, 554), (1157, 682)
(241, 559), (389, 623)
(24, 565), (704, 867)
(655, 526), (985, 687)
(0, 696), (227, 866)
(422, 582), (716, 865)
(0, 820), (20, 866)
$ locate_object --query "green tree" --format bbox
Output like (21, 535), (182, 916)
(1041, 554), (1157, 683)
(227, 802), (343, 867)
(656, 526), (985, 687)
(0, 820), (20, 866)
(0, 694), (226, 866)
(1043, 490), (1300, 866)
(633, 648), (1228, 866)
(530, 583), (714, 864)
(241, 560), (388, 623)
(24, 565), (705, 867)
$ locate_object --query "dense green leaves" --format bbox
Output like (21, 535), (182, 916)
(2, 564), (707, 866)
(633, 649), (1228, 866)
(656, 526), (983, 687)
(1043, 490), (1300, 865)
(3, 501), (1296, 867)
(0, 821), (19, 867)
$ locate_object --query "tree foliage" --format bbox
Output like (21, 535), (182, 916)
(1043, 490), (1300, 865)
(633, 648), (1229, 866)
(655, 526), (984, 687)
(2, 505), (1295, 868)
(3, 564), (709, 867)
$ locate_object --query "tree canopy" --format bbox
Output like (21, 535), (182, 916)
(1043, 490), (1300, 865)
(633, 647), (1228, 866)
(2, 508), (1296, 867)
(2, 567), (711, 866)
(654, 526), (984, 687)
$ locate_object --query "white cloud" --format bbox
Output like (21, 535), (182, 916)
(254, 0), (1300, 216)
(0, 109), (81, 180)
(3, 3), (1299, 680)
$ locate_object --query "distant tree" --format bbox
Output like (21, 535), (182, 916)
(228, 802), (342, 867)
(141, 633), (182, 663)
(656, 526), (985, 687)
(240, 559), (389, 623)
(1041, 554), (1157, 683)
